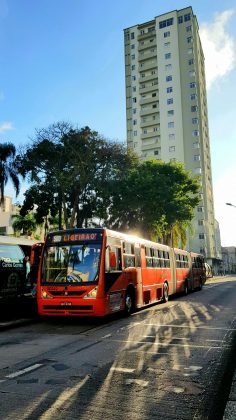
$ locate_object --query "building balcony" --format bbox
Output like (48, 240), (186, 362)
(141, 132), (160, 140)
(139, 73), (158, 83)
(138, 51), (157, 61)
(139, 83), (158, 94)
(140, 107), (159, 116)
(138, 31), (156, 41)
(140, 96), (158, 105)
(140, 119), (160, 128)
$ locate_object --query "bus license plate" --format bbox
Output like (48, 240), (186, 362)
(60, 302), (72, 306)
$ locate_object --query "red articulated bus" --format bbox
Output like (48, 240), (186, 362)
(37, 228), (206, 317)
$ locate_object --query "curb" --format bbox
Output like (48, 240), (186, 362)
(0, 317), (38, 331)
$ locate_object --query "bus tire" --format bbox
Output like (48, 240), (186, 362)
(163, 282), (169, 303)
(198, 278), (203, 291)
(124, 288), (134, 316)
(184, 281), (188, 295)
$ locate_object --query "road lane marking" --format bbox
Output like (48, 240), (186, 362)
(110, 367), (135, 373)
(126, 379), (149, 387)
(5, 363), (43, 379)
(140, 324), (236, 331)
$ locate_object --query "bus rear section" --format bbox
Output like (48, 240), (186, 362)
(0, 243), (26, 297)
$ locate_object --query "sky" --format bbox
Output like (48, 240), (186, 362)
(0, 0), (236, 246)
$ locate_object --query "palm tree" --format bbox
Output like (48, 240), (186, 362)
(0, 143), (20, 205)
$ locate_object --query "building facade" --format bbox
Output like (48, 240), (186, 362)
(124, 6), (217, 260)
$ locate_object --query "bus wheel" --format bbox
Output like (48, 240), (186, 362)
(124, 290), (134, 316)
(163, 282), (169, 303)
(184, 282), (188, 295)
(198, 278), (203, 291)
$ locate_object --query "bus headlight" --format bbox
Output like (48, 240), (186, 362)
(41, 288), (53, 299)
(83, 287), (98, 299)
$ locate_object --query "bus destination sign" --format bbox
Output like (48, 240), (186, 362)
(51, 232), (101, 243)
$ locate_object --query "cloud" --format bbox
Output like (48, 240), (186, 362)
(214, 167), (236, 246)
(0, 122), (14, 133)
(199, 10), (236, 89)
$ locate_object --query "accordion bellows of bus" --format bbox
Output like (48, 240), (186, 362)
(37, 228), (206, 317)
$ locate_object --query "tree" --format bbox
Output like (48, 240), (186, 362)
(18, 122), (136, 229)
(102, 159), (200, 244)
(12, 213), (37, 237)
(0, 143), (20, 205)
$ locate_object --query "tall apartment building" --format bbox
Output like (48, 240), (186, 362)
(124, 6), (217, 261)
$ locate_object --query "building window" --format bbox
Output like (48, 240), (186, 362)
(167, 98), (173, 105)
(151, 70), (156, 75)
(194, 154), (200, 161)
(199, 233), (205, 239)
(132, 75), (136, 81)
(184, 13), (191, 22)
(133, 108), (136, 114)
(193, 142), (200, 149)
(154, 150), (159, 155)
(153, 127), (158, 132)
(178, 16), (183, 24)
(165, 53), (171, 59)
(187, 36), (193, 43)
(198, 206), (204, 212)
(148, 26), (155, 32)
(192, 118), (199, 124)
(132, 86), (136, 92)
(186, 25), (192, 32)
(131, 65), (135, 71)
(164, 31), (170, 38)
(194, 167), (202, 174)
(165, 64), (172, 70)
(169, 146), (175, 152)
(164, 42), (170, 47)
(131, 54), (135, 60)
(152, 104), (157, 108)
(192, 130), (199, 136)
(133, 97), (137, 103)
(189, 70), (195, 77)
(191, 105), (198, 112)
(190, 93), (197, 100)
(169, 133), (175, 140)
(168, 122), (174, 128)
(152, 92), (156, 97)
(141, 73), (145, 78)
(167, 86), (173, 93)
(133, 120), (137, 125)
(143, 129), (147, 134)
(159, 18), (174, 29)
(188, 58), (194, 65)
(131, 32), (135, 39)
(131, 44), (135, 49)
(133, 130), (137, 136)
(168, 110), (174, 116)
(188, 48), (193, 54)
(166, 75), (172, 82)
(190, 82), (196, 88)
(198, 220), (204, 226)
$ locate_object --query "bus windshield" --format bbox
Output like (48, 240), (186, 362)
(41, 243), (101, 284)
(0, 245), (24, 264)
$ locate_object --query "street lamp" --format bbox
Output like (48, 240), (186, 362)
(226, 203), (236, 208)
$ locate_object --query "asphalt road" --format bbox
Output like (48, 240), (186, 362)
(0, 276), (236, 420)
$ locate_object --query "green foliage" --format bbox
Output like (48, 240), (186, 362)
(12, 213), (37, 236)
(0, 142), (20, 204)
(18, 122), (136, 229)
(101, 159), (200, 243)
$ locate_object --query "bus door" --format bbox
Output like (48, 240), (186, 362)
(169, 248), (177, 295)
